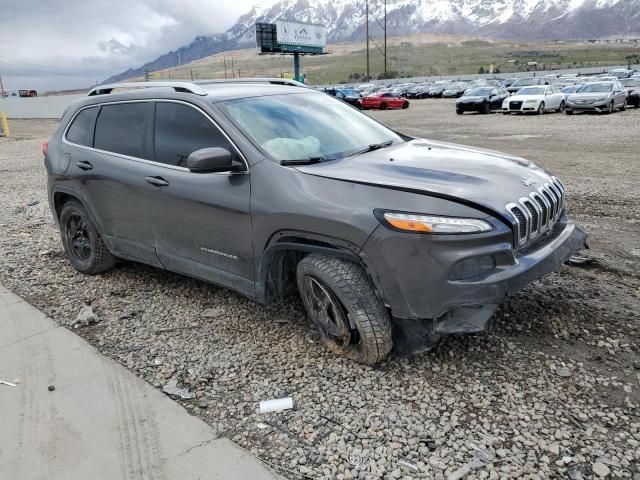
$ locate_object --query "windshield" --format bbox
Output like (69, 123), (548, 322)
(218, 93), (403, 162)
(621, 79), (640, 87)
(578, 83), (613, 93)
(561, 86), (580, 93)
(466, 87), (493, 96)
(517, 87), (545, 95)
(512, 78), (539, 87)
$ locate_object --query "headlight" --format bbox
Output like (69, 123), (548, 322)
(381, 212), (493, 234)
(524, 99), (537, 104)
(595, 97), (606, 102)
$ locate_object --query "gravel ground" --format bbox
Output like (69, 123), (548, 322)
(1, 102), (639, 480)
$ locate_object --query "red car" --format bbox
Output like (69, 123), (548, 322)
(361, 92), (409, 110)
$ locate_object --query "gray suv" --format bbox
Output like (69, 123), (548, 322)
(45, 79), (587, 364)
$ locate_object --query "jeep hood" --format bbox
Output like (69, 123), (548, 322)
(295, 139), (553, 220)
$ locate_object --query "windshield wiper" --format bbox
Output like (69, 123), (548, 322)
(280, 156), (326, 166)
(347, 140), (394, 157)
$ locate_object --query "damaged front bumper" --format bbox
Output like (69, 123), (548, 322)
(363, 217), (587, 354)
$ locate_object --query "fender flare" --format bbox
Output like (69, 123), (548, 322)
(50, 186), (103, 236)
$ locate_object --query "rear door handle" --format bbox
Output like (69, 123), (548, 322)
(76, 160), (93, 171)
(145, 176), (169, 187)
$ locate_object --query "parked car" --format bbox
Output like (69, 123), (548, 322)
(428, 81), (450, 97)
(565, 82), (628, 114)
(560, 85), (581, 101)
(361, 92), (409, 110)
(405, 85), (429, 99)
(620, 78), (640, 96)
(442, 83), (468, 98)
(456, 87), (509, 114)
(608, 68), (634, 79)
(502, 85), (566, 114)
(45, 79), (587, 364)
(507, 77), (550, 95)
(324, 88), (362, 109)
(628, 88), (640, 108)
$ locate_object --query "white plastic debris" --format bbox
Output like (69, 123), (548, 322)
(162, 378), (194, 399)
(0, 380), (17, 387)
(258, 397), (293, 413)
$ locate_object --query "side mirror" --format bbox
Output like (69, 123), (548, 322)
(186, 148), (242, 173)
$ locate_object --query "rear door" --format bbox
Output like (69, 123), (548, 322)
(68, 101), (160, 265)
(144, 101), (254, 296)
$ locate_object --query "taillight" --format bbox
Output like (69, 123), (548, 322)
(42, 140), (49, 156)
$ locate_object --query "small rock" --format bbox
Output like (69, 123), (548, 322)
(72, 305), (98, 328)
(549, 444), (560, 455)
(556, 367), (571, 377)
(48, 384), (55, 391)
(592, 462), (610, 477)
(201, 308), (224, 318)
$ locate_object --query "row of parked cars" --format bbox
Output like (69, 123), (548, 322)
(322, 69), (640, 114)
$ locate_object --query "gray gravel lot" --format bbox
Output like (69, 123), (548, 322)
(1, 101), (639, 479)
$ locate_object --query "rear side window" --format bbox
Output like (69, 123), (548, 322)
(66, 107), (98, 146)
(154, 102), (231, 167)
(94, 103), (150, 159)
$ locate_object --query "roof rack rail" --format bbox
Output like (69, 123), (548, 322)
(193, 78), (306, 87)
(88, 82), (208, 96)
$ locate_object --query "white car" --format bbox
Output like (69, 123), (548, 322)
(502, 85), (566, 114)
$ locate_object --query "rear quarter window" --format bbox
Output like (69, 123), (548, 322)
(65, 107), (98, 146)
(94, 103), (151, 159)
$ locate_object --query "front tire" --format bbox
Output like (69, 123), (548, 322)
(538, 102), (545, 115)
(621, 99), (627, 111)
(558, 101), (565, 113)
(402, 101), (409, 109)
(297, 254), (392, 365)
(60, 200), (115, 274)
(379, 102), (387, 110)
(606, 101), (614, 114)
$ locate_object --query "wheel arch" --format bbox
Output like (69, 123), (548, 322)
(255, 231), (387, 306)
(50, 187), (103, 236)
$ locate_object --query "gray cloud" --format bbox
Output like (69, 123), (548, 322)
(0, 0), (272, 92)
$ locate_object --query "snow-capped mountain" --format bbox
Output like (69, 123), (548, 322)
(106, 0), (640, 82)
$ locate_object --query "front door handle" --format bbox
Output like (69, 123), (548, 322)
(145, 176), (169, 187)
(76, 160), (93, 170)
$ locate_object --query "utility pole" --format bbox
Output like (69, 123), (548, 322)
(365, 0), (370, 82)
(384, 0), (387, 78)
(0, 73), (5, 97)
(177, 51), (181, 67)
(231, 57), (235, 78)
(224, 57), (228, 79)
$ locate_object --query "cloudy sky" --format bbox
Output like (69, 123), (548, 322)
(0, 0), (273, 92)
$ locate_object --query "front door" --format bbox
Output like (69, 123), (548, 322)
(145, 101), (254, 297)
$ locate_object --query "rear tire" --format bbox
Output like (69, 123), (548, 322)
(620, 99), (627, 111)
(482, 102), (489, 114)
(380, 102), (387, 110)
(456, 109), (463, 115)
(402, 102), (409, 109)
(565, 110), (574, 115)
(297, 254), (392, 365)
(59, 200), (115, 274)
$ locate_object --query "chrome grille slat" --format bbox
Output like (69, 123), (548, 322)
(505, 177), (566, 248)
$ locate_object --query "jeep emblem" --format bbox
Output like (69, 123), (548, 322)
(521, 177), (536, 186)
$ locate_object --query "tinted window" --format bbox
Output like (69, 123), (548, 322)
(154, 102), (230, 167)
(66, 107), (98, 146)
(94, 103), (149, 159)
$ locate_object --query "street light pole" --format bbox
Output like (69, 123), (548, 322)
(365, 0), (370, 82)
(384, 0), (387, 78)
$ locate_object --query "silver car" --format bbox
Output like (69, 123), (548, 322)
(565, 82), (628, 115)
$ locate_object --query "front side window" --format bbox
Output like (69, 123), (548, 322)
(94, 103), (150, 159)
(219, 92), (402, 162)
(154, 102), (231, 167)
(66, 107), (98, 147)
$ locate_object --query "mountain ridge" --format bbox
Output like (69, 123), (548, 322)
(105, 0), (640, 83)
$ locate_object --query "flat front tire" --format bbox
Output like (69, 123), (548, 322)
(297, 254), (392, 365)
(59, 200), (115, 274)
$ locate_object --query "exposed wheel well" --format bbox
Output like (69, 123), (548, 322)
(53, 192), (79, 221)
(260, 236), (380, 304)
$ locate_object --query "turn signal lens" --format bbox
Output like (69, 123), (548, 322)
(382, 212), (493, 234)
(42, 140), (49, 156)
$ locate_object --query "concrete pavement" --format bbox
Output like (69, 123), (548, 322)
(0, 284), (282, 480)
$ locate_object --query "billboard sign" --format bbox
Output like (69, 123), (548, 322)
(275, 21), (326, 49)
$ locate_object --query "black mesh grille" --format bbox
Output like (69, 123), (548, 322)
(523, 201), (538, 232)
(510, 101), (522, 110)
(533, 196), (548, 225)
(511, 206), (527, 238)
